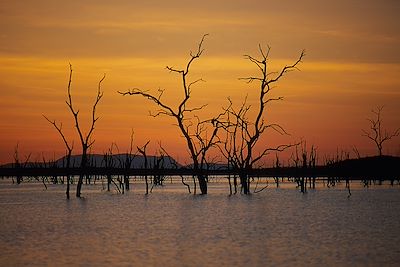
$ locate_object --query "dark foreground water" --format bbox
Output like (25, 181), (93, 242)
(0, 179), (400, 266)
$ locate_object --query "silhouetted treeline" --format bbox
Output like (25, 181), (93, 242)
(325, 155), (400, 179)
(1, 155), (398, 179)
(0, 154), (180, 169)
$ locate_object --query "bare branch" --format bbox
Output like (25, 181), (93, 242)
(43, 115), (73, 153)
(264, 96), (284, 105)
(258, 44), (271, 59)
(64, 65), (104, 152)
(251, 143), (297, 166)
(267, 50), (305, 85)
(65, 64), (84, 146)
(184, 104), (208, 113)
(166, 66), (184, 74)
(86, 73), (105, 148)
(137, 140), (151, 156)
(186, 33), (209, 74)
(238, 77), (263, 83)
(243, 55), (264, 72)
(119, 88), (176, 117)
(261, 123), (290, 136)
(187, 78), (205, 93)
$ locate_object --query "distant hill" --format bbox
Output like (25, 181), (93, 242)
(0, 154), (182, 169)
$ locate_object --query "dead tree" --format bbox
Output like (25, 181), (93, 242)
(103, 143), (114, 192)
(119, 34), (221, 194)
(159, 143), (192, 193)
(299, 141), (317, 191)
(12, 143), (31, 185)
(65, 64), (105, 197)
(102, 143), (121, 194)
(43, 116), (74, 199)
(219, 46), (304, 194)
(152, 149), (165, 186)
(189, 115), (224, 194)
(289, 143), (303, 188)
(137, 141), (150, 195)
(13, 143), (22, 184)
(274, 153), (281, 188)
(362, 106), (400, 156)
(123, 129), (135, 191)
(108, 143), (125, 191)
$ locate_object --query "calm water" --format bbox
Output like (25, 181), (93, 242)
(0, 178), (400, 266)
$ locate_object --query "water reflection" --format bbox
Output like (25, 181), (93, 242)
(0, 180), (399, 266)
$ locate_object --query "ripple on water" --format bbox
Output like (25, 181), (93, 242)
(0, 181), (400, 266)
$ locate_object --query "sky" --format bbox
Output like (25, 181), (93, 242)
(0, 0), (399, 165)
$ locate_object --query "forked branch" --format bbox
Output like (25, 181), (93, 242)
(43, 115), (73, 153)
(65, 64), (105, 150)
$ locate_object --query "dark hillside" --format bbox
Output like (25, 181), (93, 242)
(0, 154), (181, 169)
(326, 155), (400, 178)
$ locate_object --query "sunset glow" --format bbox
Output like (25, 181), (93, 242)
(1, 0), (399, 164)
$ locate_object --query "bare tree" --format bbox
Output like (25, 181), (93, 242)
(362, 106), (400, 156)
(123, 129), (135, 191)
(150, 144), (168, 193)
(102, 143), (122, 193)
(299, 141), (317, 191)
(137, 140), (150, 195)
(119, 34), (222, 194)
(159, 142), (192, 193)
(12, 143), (31, 185)
(13, 143), (22, 184)
(218, 45), (304, 194)
(43, 116), (74, 199)
(64, 64), (105, 197)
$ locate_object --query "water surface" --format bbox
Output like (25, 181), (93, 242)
(1, 179), (399, 266)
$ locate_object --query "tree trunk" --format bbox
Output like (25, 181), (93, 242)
(107, 174), (111, 191)
(65, 154), (71, 199)
(76, 151), (87, 198)
(233, 175), (238, 194)
(124, 175), (130, 190)
(240, 173), (250, 194)
(66, 175), (70, 199)
(76, 175), (83, 198)
(145, 175), (149, 195)
(193, 176), (197, 194)
(228, 175), (232, 195)
(300, 177), (305, 193)
(198, 175), (207, 194)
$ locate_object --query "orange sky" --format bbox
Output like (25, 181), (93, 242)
(1, 0), (399, 165)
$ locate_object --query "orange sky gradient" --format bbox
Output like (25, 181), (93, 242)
(1, 0), (399, 165)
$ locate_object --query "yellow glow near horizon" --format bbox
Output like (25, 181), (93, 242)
(1, 0), (400, 164)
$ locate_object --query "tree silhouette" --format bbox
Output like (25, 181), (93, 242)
(43, 115), (74, 199)
(102, 143), (121, 193)
(137, 140), (150, 195)
(12, 143), (31, 185)
(362, 106), (400, 156)
(218, 45), (304, 194)
(65, 64), (104, 197)
(119, 34), (222, 194)
(123, 129), (135, 191)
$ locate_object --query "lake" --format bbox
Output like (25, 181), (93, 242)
(1, 178), (400, 266)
